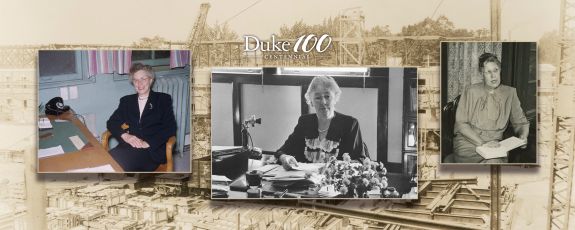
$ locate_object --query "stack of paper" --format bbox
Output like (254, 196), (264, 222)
(38, 117), (52, 130)
(253, 164), (280, 174)
(475, 136), (527, 159)
(290, 163), (323, 172)
(212, 175), (232, 193)
(264, 163), (323, 181)
(69, 135), (85, 150)
(38, 145), (65, 158)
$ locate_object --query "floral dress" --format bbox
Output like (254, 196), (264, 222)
(276, 111), (367, 163)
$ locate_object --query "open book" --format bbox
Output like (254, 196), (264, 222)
(475, 136), (526, 159)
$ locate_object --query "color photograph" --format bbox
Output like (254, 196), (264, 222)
(37, 50), (191, 173)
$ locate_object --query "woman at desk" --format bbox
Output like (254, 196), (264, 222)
(453, 53), (529, 163)
(107, 63), (177, 171)
(275, 76), (367, 169)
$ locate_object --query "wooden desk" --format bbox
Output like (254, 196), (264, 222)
(223, 160), (412, 199)
(38, 112), (123, 173)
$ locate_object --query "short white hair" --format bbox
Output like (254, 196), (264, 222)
(304, 76), (342, 105)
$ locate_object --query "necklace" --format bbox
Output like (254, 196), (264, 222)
(138, 96), (148, 100)
(318, 118), (332, 133)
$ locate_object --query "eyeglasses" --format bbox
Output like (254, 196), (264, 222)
(133, 77), (151, 84)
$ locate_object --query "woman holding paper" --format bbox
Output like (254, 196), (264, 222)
(453, 53), (529, 163)
(275, 76), (367, 170)
(107, 63), (177, 171)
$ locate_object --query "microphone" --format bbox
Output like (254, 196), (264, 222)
(149, 103), (153, 110)
(244, 115), (262, 127)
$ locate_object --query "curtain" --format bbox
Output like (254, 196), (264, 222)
(446, 42), (502, 102)
(88, 50), (189, 77)
(87, 50), (132, 77)
(170, 50), (190, 68)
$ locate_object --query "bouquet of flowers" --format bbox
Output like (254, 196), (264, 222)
(320, 153), (396, 198)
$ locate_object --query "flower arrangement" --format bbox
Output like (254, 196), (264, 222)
(320, 153), (397, 198)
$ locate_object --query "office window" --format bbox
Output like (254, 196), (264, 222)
(113, 50), (172, 81)
(131, 50), (170, 66)
(279, 67), (368, 76)
(38, 50), (92, 89)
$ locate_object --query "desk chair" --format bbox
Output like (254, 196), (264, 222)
(441, 95), (460, 163)
(101, 130), (176, 172)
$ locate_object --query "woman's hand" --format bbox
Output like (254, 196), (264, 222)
(519, 136), (528, 149)
(455, 122), (486, 147)
(121, 133), (150, 149)
(279, 154), (299, 170)
(482, 140), (501, 148)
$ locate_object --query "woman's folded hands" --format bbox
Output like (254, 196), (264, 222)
(121, 133), (150, 149)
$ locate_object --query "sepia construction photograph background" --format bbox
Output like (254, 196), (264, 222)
(0, 0), (573, 229)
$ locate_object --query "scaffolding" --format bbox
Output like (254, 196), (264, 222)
(338, 7), (365, 66)
(548, 1), (575, 229)
(187, 3), (210, 54)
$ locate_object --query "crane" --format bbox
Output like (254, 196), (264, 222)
(187, 3), (210, 54)
(548, 0), (575, 229)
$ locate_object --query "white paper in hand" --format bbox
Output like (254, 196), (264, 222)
(475, 136), (526, 159)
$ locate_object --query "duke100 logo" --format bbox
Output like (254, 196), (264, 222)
(244, 34), (332, 60)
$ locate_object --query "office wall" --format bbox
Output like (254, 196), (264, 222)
(39, 74), (134, 140)
(242, 84), (301, 151)
(211, 83), (234, 146)
(388, 69), (404, 163)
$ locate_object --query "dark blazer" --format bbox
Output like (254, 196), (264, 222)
(276, 111), (366, 163)
(107, 91), (177, 164)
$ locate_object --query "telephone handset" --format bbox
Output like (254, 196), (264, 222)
(45, 97), (70, 115)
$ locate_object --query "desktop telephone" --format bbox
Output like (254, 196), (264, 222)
(45, 97), (70, 115)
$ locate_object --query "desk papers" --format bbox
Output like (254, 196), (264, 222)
(475, 136), (527, 159)
(38, 145), (65, 158)
(38, 117), (52, 129)
(290, 163), (323, 171)
(66, 164), (115, 173)
(253, 164), (280, 174)
(69, 135), (85, 150)
(263, 163), (324, 181)
(212, 175), (232, 193)
(212, 175), (232, 182)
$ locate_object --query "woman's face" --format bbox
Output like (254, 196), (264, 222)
(132, 70), (153, 96)
(482, 61), (501, 89)
(312, 87), (336, 119)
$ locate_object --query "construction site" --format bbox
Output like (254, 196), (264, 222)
(0, 0), (573, 229)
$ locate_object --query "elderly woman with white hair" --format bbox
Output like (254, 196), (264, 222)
(107, 63), (177, 171)
(275, 76), (367, 169)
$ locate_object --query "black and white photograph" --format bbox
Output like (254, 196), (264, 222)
(210, 67), (418, 199)
(441, 42), (537, 164)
